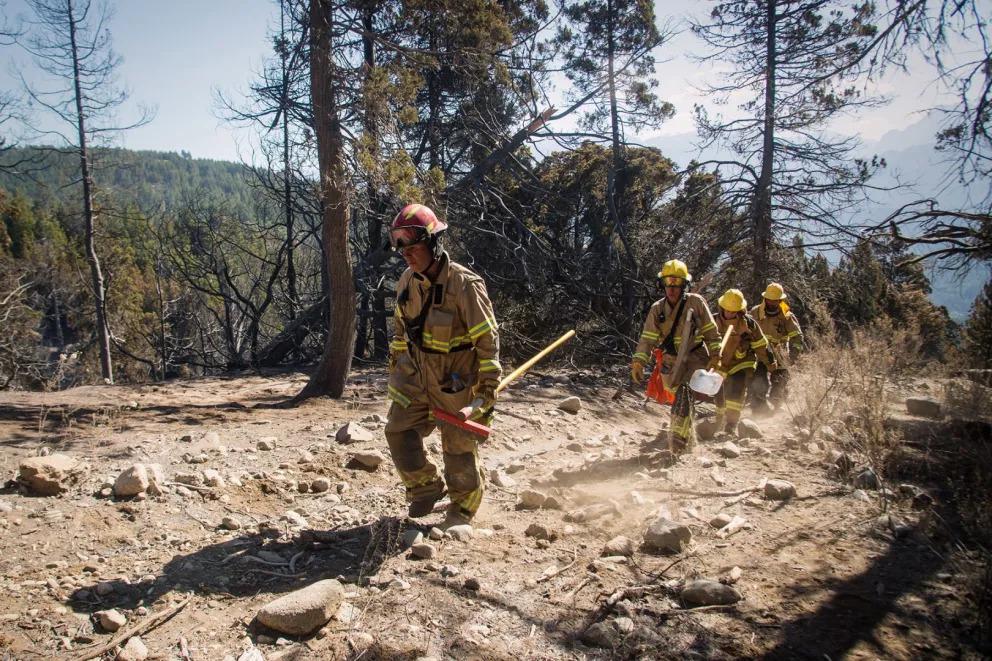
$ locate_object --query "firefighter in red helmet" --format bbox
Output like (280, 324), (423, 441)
(383, 204), (502, 528)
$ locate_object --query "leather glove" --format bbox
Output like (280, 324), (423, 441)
(707, 354), (721, 372)
(630, 360), (645, 384)
(465, 381), (498, 421)
(769, 361), (779, 373)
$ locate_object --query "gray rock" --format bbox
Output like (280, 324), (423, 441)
(202, 469), (225, 488)
(310, 478), (331, 493)
(237, 649), (266, 661)
(446, 525), (473, 542)
(643, 518), (692, 554)
(696, 419), (718, 442)
(906, 397), (943, 419)
(852, 489), (871, 502)
(220, 516), (241, 531)
(18, 454), (82, 496)
(335, 422), (375, 445)
(516, 489), (547, 510)
(602, 535), (635, 557)
(257, 438), (277, 451)
(114, 465), (150, 497)
(680, 579), (742, 607)
(117, 636), (148, 661)
(95, 609), (126, 632)
(764, 479), (796, 500)
(428, 527), (444, 541)
(853, 468), (879, 490)
(411, 543), (435, 559)
(716, 441), (741, 459)
(524, 523), (558, 541)
(490, 469), (516, 488)
(558, 397), (582, 414)
(581, 621), (619, 648)
(256, 579), (345, 635)
(439, 564), (460, 577)
(173, 472), (202, 487)
(737, 419), (763, 439)
(829, 450), (854, 473)
(402, 529), (424, 547)
(348, 451), (385, 471)
(543, 495), (564, 510)
(709, 512), (733, 529)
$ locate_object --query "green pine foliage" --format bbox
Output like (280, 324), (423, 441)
(964, 280), (992, 369)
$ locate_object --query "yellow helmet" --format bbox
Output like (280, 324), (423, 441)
(762, 282), (787, 301)
(658, 259), (692, 283)
(718, 288), (747, 312)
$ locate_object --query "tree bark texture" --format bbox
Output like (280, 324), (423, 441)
(752, 0), (777, 293)
(297, 0), (356, 399)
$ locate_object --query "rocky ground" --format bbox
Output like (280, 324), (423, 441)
(0, 367), (988, 660)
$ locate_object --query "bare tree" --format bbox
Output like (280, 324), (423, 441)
(692, 0), (887, 292)
(19, 0), (151, 383)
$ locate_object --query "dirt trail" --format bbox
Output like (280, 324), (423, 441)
(0, 369), (985, 660)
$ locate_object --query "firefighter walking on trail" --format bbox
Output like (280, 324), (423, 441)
(712, 289), (776, 435)
(631, 260), (722, 457)
(749, 282), (804, 412)
(384, 204), (502, 528)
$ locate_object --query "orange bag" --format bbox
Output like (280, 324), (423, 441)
(645, 348), (675, 405)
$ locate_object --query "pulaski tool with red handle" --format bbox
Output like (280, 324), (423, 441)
(433, 330), (576, 439)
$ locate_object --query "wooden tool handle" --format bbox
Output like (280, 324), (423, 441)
(496, 329), (576, 394)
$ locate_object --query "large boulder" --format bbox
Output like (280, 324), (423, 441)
(680, 579), (742, 607)
(348, 451), (385, 471)
(113, 465), (150, 497)
(516, 490), (547, 510)
(643, 518), (692, 554)
(602, 535), (635, 557)
(117, 636), (148, 661)
(335, 422), (375, 445)
(737, 419), (763, 439)
(764, 479), (796, 500)
(256, 579), (345, 636)
(906, 397), (943, 419)
(18, 454), (82, 495)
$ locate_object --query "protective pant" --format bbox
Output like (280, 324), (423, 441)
(715, 371), (749, 434)
(769, 367), (790, 406)
(384, 400), (484, 520)
(669, 384), (695, 454)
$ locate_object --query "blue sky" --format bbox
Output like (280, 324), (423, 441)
(1, 0), (962, 162)
(1, 0), (274, 160)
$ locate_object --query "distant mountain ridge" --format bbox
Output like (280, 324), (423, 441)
(0, 146), (256, 216)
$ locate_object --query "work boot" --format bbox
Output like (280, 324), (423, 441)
(439, 505), (474, 530)
(407, 484), (446, 519)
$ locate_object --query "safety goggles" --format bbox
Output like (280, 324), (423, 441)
(661, 276), (685, 287)
(389, 226), (428, 249)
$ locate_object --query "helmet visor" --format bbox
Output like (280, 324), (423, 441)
(661, 276), (685, 287)
(390, 226), (427, 249)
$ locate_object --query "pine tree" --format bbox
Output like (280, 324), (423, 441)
(964, 280), (992, 369)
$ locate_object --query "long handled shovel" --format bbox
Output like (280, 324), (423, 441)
(433, 330), (576, 439)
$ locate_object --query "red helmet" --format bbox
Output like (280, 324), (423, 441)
(389, 204), (448, 249)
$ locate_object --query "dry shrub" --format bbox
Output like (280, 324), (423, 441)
(788, 317), (926, 483)
(943, 378), (992, 422)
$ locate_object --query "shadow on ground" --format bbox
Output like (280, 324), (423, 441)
(66, 517), (412, 614)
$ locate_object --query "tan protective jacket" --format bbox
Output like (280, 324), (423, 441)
(749, 302), (803, 368)
(713, 312), (773, 376)
(387, 253), (501, 415)
(633, 293), (721, 385)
